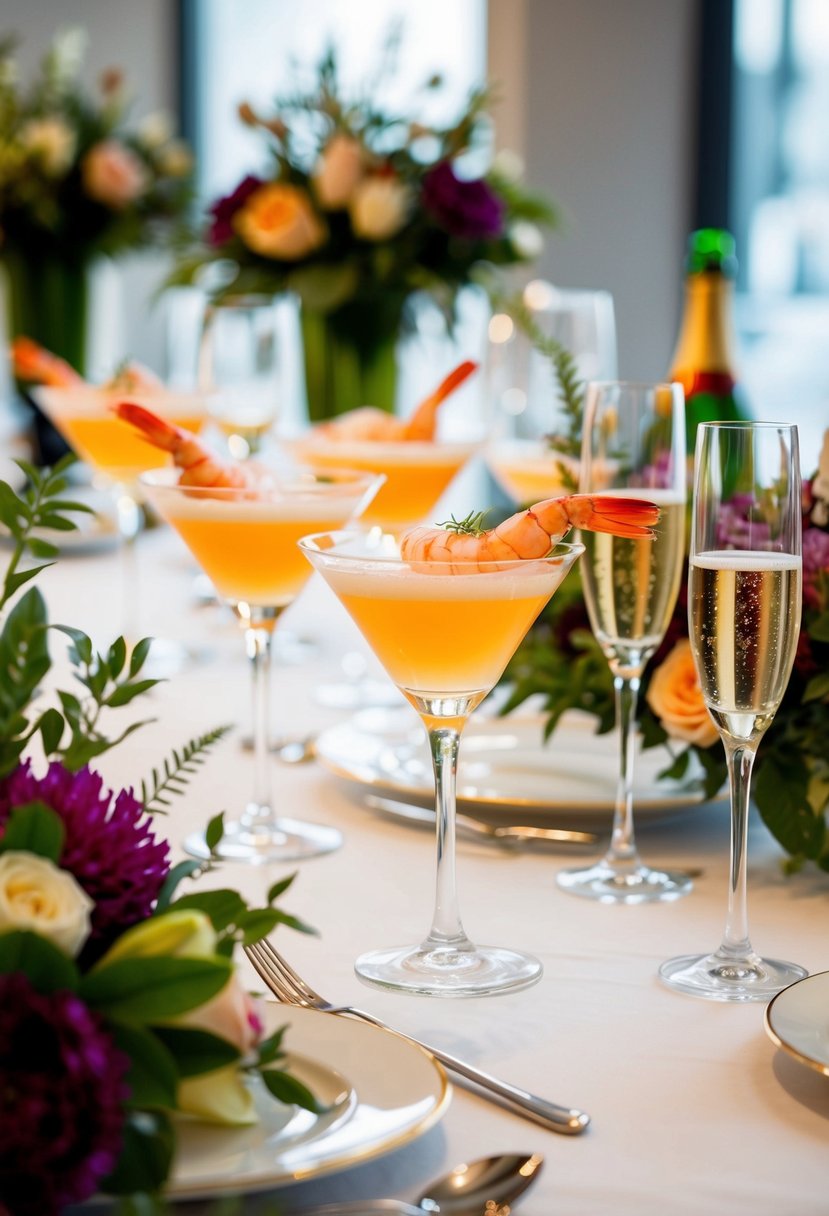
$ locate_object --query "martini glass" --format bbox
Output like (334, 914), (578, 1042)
(33, 385), (208, 657)
(292, 432), (479, 708)
(141, 467), (382, 864)
(300, 529), (584, 996)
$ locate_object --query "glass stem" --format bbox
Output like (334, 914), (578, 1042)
(718, 741), (756, 959)
(115, 489), (142, 645)
(607, 672), (643, 866)
(423, 726), (472, 951)
(242, 625), (275, 828)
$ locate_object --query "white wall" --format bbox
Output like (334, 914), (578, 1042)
(489, 0), (698, 381)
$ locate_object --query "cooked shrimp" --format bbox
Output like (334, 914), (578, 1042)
(313, 360), (478, 442)
(400, 494), (659, 568)
(114, 402), (249, 488)
(11, 336), (85, 387)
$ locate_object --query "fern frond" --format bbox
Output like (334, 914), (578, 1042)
(141, 725), (233, 814)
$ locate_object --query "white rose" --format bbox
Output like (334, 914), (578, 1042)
(137, 110), (174, 150)
(0, 851), (93, 957)
(20, 116), (76, 177)
(509, 221), (544, 259)
(157, 139), (192, 178)
(349, 175), (409, 241)
(312, 133), (364, 209)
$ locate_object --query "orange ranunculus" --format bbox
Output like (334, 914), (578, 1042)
(234, 183), (326, 260)
(645, 639), (719, 748)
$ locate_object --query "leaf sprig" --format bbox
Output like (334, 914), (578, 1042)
(140, 726), (233, 814)
(439, 510), (489, 536)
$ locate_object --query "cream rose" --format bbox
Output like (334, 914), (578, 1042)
(646, 640), (719, 747)
(82, 139), (149, 209)
(312, 133), (364, 209)
(100, 908), (263, 1125)
(0, 851), (93, 957)
(234, 183), (326, 260)
(20, 116), (76, 176)
(349, 174), (409, 241)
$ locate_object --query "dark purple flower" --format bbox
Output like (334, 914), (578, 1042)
(0, 761), (170, 952)
(208, 174), (264, 245)
(421, 161), (505, 240)
(0, 975), (129, 1215)
(715, 498), (771, 549)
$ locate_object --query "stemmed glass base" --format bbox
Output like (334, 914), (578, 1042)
(356, 940), (542, 998)
(184, 812), (342, 865)
(557, 859), (692, 905)
(659, 950), (807, 1002)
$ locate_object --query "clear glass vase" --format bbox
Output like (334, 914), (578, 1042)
(299, 297), (406, 421)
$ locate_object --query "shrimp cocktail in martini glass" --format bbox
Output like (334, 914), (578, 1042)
(292, 360), (479, 536)
(301, 491), (658, 997)
(116, 402), (382, 865)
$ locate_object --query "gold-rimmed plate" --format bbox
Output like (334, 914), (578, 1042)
(167, 1002), (449, 1199)
(765, 970), (829, 1077)
(314, 708), (708, 829)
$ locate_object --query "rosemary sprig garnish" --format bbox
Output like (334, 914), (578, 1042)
(438, 510), (489, 536)
(140, 725), (233, 814)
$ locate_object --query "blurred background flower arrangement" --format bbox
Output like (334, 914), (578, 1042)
(171, 39), (557, 421)
(0, 461), (317, 1214)
(0, 28), (192, 379)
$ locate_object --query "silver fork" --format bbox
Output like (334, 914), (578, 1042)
(244, 939), (590, 1136)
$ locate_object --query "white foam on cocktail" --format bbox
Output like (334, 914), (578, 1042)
(296, 438), (477, 467)
(154, 492), (369, 522)
(33, 386), (210, 420)
(323, 560), (571, 601)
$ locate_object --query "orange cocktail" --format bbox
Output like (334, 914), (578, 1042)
(486, 440), (579, 505)
(34, 387), (209, 484)
(292, 437), (476, 533)
(141, 469), (382, 866)
(300, 529), (583, 997)
(327, 563), (564, 698)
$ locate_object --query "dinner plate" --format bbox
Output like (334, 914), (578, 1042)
(314, 708), (707, 828)
(765, 970), (829, 1077)
(167, 1002), (449, 1199)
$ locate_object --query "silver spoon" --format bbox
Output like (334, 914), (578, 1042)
(289, 1151), (544, 1215)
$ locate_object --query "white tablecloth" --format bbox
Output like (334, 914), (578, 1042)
(46, 523), (828, 1216)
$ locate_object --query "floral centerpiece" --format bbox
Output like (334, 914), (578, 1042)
(500, 311), (829, 873)
(171, 42), (557, 421)
(0, 28), (191, 457)
(0, 459), (319, 1214)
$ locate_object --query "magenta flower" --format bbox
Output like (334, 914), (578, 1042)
(803, 526), (829, 576)
(0, 761), (170, 952)
(0, 975), (129, 1215)
(421, 161), (504, 240)
(208, 173), (264, 245)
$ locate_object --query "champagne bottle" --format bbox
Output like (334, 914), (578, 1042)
(669, 228), (750, 452)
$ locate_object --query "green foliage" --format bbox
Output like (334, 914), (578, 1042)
(438, 509), (489, 536)
(140, 726), (233, 813)
(80, 955), (234, 1022)
(0, 801), (64, 861)
(171, 869), (316, 957)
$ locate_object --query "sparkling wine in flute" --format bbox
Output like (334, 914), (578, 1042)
(581, 490), (685, 665)
(689, 551), (802, 743)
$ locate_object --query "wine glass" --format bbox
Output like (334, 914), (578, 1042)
(300, 529), (584, 996)
(660, 421), (806, 1000)
(199, 296), (282, 459)
(140, 467), (382, 864)
(485, 284), (617, 502)
(557, 381), (692, 903)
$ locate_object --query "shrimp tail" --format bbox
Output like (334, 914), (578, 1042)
(114, 401), (249, 488)
(11, 336), (85, 387)
(402, 359), (478, 440)
(559, 494), (660, 538)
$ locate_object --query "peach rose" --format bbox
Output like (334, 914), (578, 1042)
(82, 139), (148, 209)
(234, 183), (326, 259)
(312, 133), (364, 209)
(646, 639), (719, 747)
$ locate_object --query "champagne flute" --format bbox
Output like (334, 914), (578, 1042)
(301, 529), (584, 996)
(557, 381), (692, 902)
(660, 421), (806, 1000)
(199, 295), (282, 459)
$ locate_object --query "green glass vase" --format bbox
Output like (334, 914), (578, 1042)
(2, 245), (90, 462)
(300, 297), (406, 422)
